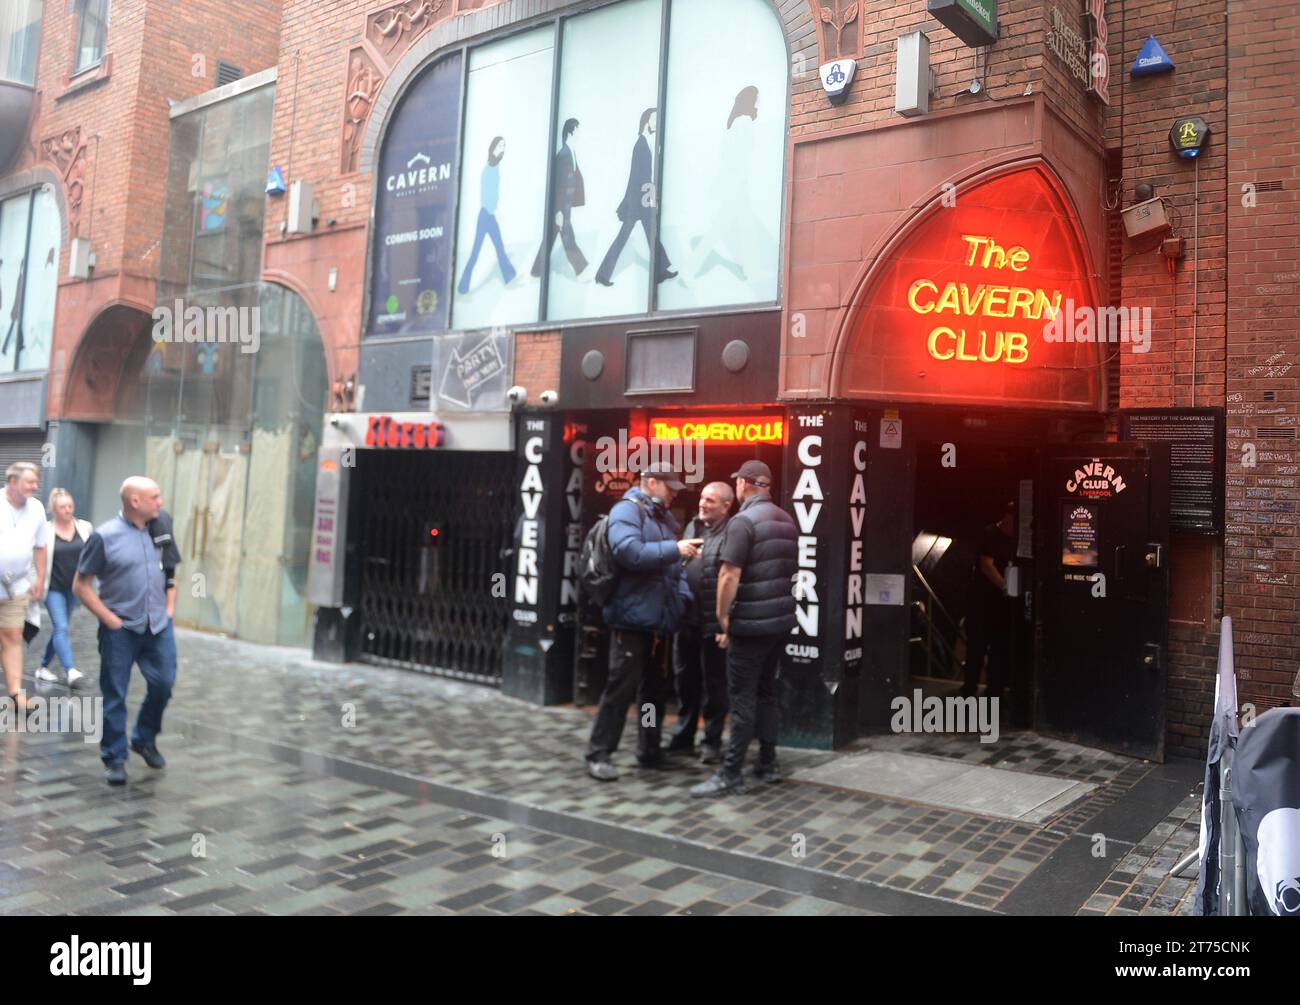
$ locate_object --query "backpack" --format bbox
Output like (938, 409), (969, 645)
(579, 498), (647, 607)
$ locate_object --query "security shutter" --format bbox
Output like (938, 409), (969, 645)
(0, 430), (48, 477)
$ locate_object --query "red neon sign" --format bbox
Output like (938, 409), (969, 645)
(649, 416), (784, 446)
(839, 168), (1102, 410)
(365, 415), (445, 449)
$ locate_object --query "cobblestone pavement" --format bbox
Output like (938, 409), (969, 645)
(1077, 787), (1202, 917)
(1, 609), (1202, 916)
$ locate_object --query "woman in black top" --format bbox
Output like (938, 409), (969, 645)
(37, 489), (93, 689)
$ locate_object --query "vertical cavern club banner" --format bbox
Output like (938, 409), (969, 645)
(368, 51), (463, 336)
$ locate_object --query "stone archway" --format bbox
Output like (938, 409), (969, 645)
(60, 301), (155, 421)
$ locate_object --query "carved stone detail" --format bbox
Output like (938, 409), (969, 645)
(366, 0), (447, 61)
(40, 127), (89, 236)
(342, 48), (383, 175)
(814, 1), (862, 61)
(339, 0), (455, 177)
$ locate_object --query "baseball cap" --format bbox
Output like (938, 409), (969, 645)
(644, 462), (686, 491)
(731, 460), (773, 486)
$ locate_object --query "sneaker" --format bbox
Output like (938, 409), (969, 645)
(66, 669), (88, 690)
(104, 762), (127, 786)
(587, 759), (619, 782)
(34, 667), (57, 684)
(699, 743), (722, 765)
(129, 741), (166, 770)
(753, 762), (784, 784)
(690, 771), (746, 798)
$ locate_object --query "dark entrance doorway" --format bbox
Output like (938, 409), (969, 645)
(572, 409), (785, 705)
(1035, 444), (1170, 760)
(355, 449), (515, 684)
(911, 438), (1036, 724)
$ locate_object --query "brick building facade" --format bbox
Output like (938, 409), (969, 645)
(6, 0), (1291, 758)
(0, 0), (282, 493)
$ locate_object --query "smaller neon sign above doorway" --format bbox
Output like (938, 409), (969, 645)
(648, 415), (784, 446)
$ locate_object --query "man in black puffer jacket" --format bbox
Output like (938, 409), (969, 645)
(691, 460), (797, 797)
(585, 464), (698, 781)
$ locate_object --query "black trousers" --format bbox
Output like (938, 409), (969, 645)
(963, 595), (1015, 697)
(595, 213), (673, 284)
(531, 210), (587, 277)
(669, 623), (728, 750)
(722, 633), (783, 779)
(586, 628), (671, 763)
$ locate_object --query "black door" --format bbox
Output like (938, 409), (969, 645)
(1035, 443), (1170, 760)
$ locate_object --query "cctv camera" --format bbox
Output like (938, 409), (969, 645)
(506, 386), (528, 406)
(539, 390), (559, 408)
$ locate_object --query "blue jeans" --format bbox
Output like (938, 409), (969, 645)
(42, 589), (79, 671)
(98, 622), (176, 766)
(458, 208), (516, 293)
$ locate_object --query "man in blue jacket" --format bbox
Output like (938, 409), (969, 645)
(586, 463), (700, 781)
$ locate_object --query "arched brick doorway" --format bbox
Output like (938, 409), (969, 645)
(83, 284), (329, 648)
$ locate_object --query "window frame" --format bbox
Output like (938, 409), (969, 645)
(72, 0), (108, 76)
(0, 185), (61, 375)
(0, 0), (45, 87)
(363, 0), (789, 341)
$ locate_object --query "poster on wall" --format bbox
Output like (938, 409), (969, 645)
(368, 51), (464, 337)
(1119, 408), (1224, 534)
(1061, 501), (1100, 568)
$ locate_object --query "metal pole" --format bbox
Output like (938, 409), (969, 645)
(1231, 780), (1247, 914)
(1169, 848), (1199, 878)
(1219, 746), (1239, 915)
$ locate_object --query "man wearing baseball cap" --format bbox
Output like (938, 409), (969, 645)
(585, 462), (699, 781)
(691, 459), (797, 797)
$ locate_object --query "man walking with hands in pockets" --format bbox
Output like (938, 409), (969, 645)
(74, 477), (176, 786)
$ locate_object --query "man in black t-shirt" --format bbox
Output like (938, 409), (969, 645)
(961, 501), (1018, 699)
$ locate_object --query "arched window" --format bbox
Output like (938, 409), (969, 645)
(368, 0), (788, 337)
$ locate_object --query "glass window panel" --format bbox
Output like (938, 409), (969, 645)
(0, 0), (43, 85)
(546, 0), (663, 323)
(17, 184), (60, 371)
(451, 26), (555, 330)
(0, 192), (33, 375)
(657, 0), (786, 312)
(368, 51), (464, 337)
(75, 0), (108, 74)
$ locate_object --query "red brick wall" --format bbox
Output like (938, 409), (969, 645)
(1102, 0), (1229, 757)
(1222, 0), (1300, 724)
(5, 0), (283, 419)
(513, 332), (563, 403)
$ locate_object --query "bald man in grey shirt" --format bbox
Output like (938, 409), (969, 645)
(74, 477), (176, 786)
